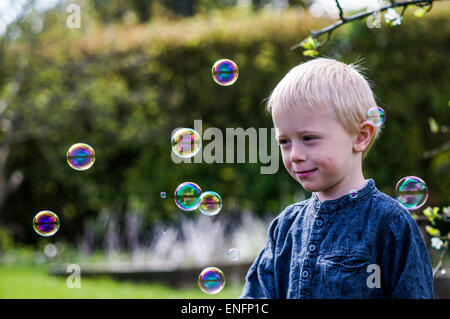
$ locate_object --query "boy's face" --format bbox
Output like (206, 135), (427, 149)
(273, 105), (367, 201)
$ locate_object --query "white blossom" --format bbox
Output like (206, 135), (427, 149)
(443, 206), (450, 217)
(431, 237), (444, 250)
(384, 8), (402, 26)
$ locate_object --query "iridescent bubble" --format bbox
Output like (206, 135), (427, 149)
(198, 191), (222, 216)
(395, 176), (428, 210)
(198, 267), (225, 294)
(33, 210), (60, 237)
(174, 182), (202, 211)
(212, 59), (239, 86)
(67, 143), (95, 171)
(228, 248), (240, 262)
(367, 107), (386, 127)
(160, 192), (167, 199)
(171, 128), (202, 158)
(349, 190), (358, 199)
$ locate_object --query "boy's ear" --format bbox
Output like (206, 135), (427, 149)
(353, 121), (375, 152)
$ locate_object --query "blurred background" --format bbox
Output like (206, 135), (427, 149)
(0, 0), (449, 298)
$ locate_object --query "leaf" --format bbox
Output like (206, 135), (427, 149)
(428, 117), (439, 133)
(426, 226), (440, 237)
(423, 206), (435, 222)
(414, 8), (427, 18)
(432, 207), (440, 219)
(300, 36), (318, 50)
(303, 50), (319, 57)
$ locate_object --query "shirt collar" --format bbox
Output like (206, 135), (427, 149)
(311, 178), (377, 212)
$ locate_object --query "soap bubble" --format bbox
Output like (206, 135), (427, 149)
(171, 128), (202, 158)
(367, 107), (385, 127)
(67, 143), (95, 171)
(212, 59), (239, 86)
(198, 191), (222, 216)
(174, 182), (202, 211)
(228, 248), (240, 262)
(349, 190), (358, 199)
(33, 210), (60, 237)
(198, 267), (225, 294)
(395, 176), (428, 210)
(160, 192), (167, 199)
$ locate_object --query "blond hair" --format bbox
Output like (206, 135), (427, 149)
(266, 57), (383, 160)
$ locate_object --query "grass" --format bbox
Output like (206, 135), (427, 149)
(0, 264), (243, 299)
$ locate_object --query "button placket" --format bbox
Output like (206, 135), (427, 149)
(314, 201), (321, 211)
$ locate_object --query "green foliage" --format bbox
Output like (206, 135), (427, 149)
(0, 4), (449, 247)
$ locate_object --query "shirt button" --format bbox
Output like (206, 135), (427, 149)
(302, 270), (309, 278)
(309, 245), (316, 252)
(314, 202), (321, 210)
(315, 219), (324, 227)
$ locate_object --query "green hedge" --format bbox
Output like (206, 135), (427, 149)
(1, 4), (449, 244)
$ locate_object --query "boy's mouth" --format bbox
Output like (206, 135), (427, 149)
(295, 168), (318, 178)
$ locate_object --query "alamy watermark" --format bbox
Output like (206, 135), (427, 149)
(66, 264), (81, 288)
(66, 4), (81, 29)
(366, 0), (382, 29)
(366, 264), (381, 288)
(171, 120), (280, 174)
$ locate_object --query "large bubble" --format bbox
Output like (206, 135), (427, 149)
(171, 128), (202, 158)
(395, 176), (428, 210)
(198, 191), (222, 216)
(67, 143), (95, 171)
(174, 182), (202, 211)
(198, 267), (226, 294)
(33, 210), (60, 237)
(212, 59), (239, 86)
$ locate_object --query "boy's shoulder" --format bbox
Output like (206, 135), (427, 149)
(369, 188), (418, 227)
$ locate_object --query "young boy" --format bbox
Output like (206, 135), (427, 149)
(239, 57), (434, 299)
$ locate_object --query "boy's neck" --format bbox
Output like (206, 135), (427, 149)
(315, 175), (368, 202)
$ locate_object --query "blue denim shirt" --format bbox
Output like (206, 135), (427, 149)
(240, 179), (434, 299)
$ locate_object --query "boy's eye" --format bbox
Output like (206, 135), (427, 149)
(278, 139), (289, 145)
(303, 136), (316, 141)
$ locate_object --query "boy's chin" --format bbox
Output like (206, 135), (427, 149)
(296, 179), (324, 193)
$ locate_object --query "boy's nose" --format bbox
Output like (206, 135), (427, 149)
(290, 143), (307, 162)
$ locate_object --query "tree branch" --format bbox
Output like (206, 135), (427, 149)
(292, 0), (444, 51)
(433, 239), (449, 278)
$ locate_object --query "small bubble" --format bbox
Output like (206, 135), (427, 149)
(198, 267), (225, 294)
(212, 59), (239, 86)
(367, 107), (386, 127)
(33, 210), (60, 237)
(228, 248), (240, 262)
(174, 182), (202, 211)
(66, 143), (95, 171)
(171, 128), (202, 158)
(395, 176), (428, 210)
(160, 192), (167, 199)
(349, 190), (358, 199)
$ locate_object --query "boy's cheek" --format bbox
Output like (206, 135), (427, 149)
(281, 156), (293, 174)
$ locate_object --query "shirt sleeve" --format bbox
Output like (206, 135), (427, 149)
(239, 216), (280, 299)
(380, 208), (434, 299)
